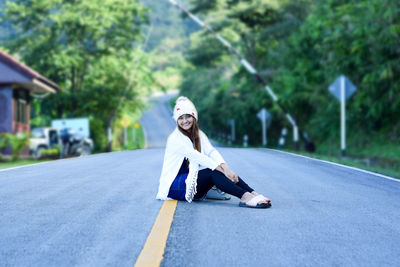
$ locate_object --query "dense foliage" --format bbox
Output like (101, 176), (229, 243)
(178, 0), (400, 152)
(1, 0), (151, 151)
(140, 0), (197, 90)
(0, 133), (29, 161)
(1, 0), (399, 156)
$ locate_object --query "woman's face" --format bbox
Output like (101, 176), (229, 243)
(177, 114), (194, 131)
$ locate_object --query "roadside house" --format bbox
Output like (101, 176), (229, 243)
(0, 50), (59, 154)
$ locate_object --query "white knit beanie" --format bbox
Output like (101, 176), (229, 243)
(173, 96), (198, 122)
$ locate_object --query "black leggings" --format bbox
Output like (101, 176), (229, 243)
(194, 168), (254, 199)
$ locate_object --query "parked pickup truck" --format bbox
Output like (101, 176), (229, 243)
(29, 127), (93, 158)
(29, 127), (61, 158)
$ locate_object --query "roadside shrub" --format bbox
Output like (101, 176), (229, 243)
(0, 133), (8, 160)
(0, 133), (29, 161)
(40, 148), (60, 159)
(90, 118), (105, 153)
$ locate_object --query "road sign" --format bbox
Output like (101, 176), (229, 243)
(328, 75), (357, 101)
(52, 117), (90, 138)
(121, 118), (131, 128)
(328, 75), (357, 156)
(257, 108), (270, 122)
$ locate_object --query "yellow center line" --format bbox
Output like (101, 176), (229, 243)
(134, 200), (178, 267)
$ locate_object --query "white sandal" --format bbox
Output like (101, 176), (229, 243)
(239, 195), (271, 208)
(259, 194), (271, 203)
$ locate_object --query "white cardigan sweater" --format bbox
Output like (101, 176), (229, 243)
(156, 128), (225, 202)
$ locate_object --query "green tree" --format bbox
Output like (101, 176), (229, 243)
(2, 0), (151, 151)
(141, 0), (198, 91)
(180, 0), (310, 145)
(272, 0), (400, 144)
(177, 0), (400, 151)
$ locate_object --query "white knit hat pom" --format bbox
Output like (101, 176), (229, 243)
(176, 96), (188, 103)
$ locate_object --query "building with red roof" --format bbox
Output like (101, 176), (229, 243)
(0, 50), (59, 138)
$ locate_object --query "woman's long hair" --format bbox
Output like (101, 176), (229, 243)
(178, 117), (201, 152)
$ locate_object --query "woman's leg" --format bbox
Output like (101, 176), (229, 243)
(237, 177), (271, 203)
(195, 169), (249, 199)
(235, 176), (254, 193)
(194, 169), (215, 199)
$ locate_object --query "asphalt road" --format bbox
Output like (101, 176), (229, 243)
(162, 149), (400, 267)
(139, 93), (176, 148)
(0, 149), (164, 267)
(1, 94), (400, 266)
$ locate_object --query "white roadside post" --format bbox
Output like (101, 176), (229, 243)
(284, 112), (299, 150)
(278, 128), (288, 149)
(243, 135), (248, 147)
(328, 74), (357, 157)
(257, 108), (270, 146)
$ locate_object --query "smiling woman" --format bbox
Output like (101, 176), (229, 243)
(177, 114), (193, 131)
(156, 96), (272, 208)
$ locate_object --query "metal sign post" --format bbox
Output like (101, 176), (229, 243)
(121, 118), (131, 148)
(132, 122), (140, 147)
(340, 76), (345, 156)
(227, 119), (235, 142)
(257, 108), (270, 146)
(328, 74), (357, 156)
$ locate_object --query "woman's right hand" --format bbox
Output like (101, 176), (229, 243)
(215, 165), (225, 174)
(218, 164), (239, 183)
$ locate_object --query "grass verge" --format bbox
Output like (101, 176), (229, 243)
(212, 134), (400, 179)
(284, 149), (400, 180)
(0, 159), (50, 170)
(112, 124), (145, 152)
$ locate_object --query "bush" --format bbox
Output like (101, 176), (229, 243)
(0, 133), (8, 160)
(0, 133), (29, 161)
(90, 118), (106, 152)
(40, 147), (60, 159)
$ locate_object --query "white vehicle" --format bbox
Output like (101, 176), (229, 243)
(29, 127), (61, 158)
(30, 127), (94, 158)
